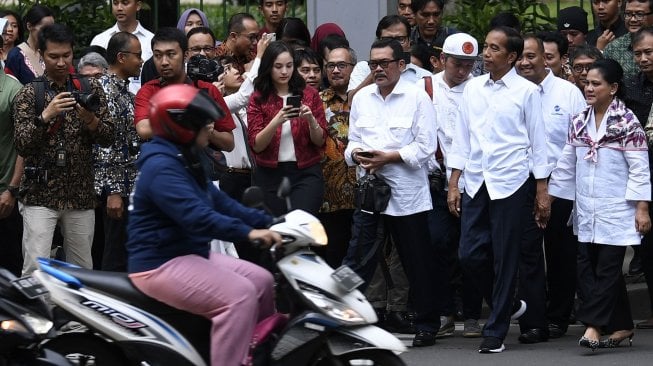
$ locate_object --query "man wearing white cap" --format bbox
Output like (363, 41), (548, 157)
(417, 32), (483, 339)
(515, 34), (586, 343)
(447, 26), (551, 353)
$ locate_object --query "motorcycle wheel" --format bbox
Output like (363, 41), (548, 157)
(42, 333), (127, 366)
(314, 349), (406, 366)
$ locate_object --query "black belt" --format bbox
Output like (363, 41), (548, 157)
(215, 165), (251, 175)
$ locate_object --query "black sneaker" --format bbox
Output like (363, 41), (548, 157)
(479, 336), (505, 353)
(413, 330), (437, 347)
(510, 300), (527, 320)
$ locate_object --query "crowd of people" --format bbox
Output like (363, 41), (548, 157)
(2, 0), (653, 363)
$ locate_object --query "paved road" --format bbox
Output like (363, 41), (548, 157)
(397, 321), (653, 365)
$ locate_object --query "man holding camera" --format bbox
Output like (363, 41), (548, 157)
(13, 24), (113, 274)
(94, 32), (143, 272)
(134, 27), (234, 152)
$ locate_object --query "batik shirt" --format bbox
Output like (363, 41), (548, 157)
(13, 75), (113, 209)
(94, 73), (140, 197)
(319, 88), (356, 212)
(603, 33), (637, 81)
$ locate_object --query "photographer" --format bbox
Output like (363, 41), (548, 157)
(134, 27), (234, 152)
(13, 23), (113, 275)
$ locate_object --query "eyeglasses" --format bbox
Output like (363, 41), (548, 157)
(189, 46), (215, 54)
(367, 59), (401, 70)
(378, 36), (409, 45)
(120, 51), (142, 58)
(239, 33), (260, 43)
(325, 62), (355, 71)
(624, 12), (653, 21)
(572, 64), (593, 73)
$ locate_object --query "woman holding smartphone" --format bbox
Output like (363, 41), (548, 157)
(247, 41), (327, 215)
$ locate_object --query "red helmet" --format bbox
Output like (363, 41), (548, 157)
(149, 84), (225, 145)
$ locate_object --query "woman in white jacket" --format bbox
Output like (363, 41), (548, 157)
(549, 59), (651, 351)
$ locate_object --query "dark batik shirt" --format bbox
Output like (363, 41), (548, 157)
(13, 74), (113, 209)
(94, 73), (140, 197)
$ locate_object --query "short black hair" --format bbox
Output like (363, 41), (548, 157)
(411, 43), (439, 72)
(319, 34), (349, 54)
(106, 32), (138, 64)
(187, 26), (216, 44)
(631, 26), (653, 49)
(490, 12), (521, 33)
(294, 47), (322, 69)
(375, 15), (410, 39)
(152, 27), (188, 53)
(259, 0), (288, 5)
(38, 23), (74, 53)
(536, 31), (569, 57)
(371, 38), (404, 61)
(570, 44), (603, 64)
(227, 12), (257, 33)
(410, 0), (445, 13)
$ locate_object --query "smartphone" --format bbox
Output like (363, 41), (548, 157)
(357, 151), (374, 158)
(286, 95), (301, 108)
(266, 33), (276, 42)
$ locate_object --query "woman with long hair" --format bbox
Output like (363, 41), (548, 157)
(549, 59), (651, 351)
(247, 41), (327, 216)
(4, 5), (54, 84)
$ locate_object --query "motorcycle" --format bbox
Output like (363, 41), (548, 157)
(0, 267), (70, 366)
(33, 184), (407, 366)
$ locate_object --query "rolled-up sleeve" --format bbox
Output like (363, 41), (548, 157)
(397, 92), (436, 169)
(548, 144), (577, 201)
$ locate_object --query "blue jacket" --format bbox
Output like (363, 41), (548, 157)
(126, 137), (272, 273)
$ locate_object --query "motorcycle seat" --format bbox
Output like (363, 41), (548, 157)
(55, 266), (185, 315)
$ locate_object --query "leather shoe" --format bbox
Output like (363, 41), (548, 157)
(548, 323), (567, 339)
(518, 328), (549, 344)
(412, 330), (437, 347)
(382, 311), (416, 334)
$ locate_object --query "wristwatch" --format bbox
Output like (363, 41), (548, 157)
(6, 185), (19, 198)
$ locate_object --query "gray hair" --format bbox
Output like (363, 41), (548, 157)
(77, 52), (108, 72)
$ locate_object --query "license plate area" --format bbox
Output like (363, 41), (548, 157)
(11, 276), (48, 299)
(331, 265), (364, 292)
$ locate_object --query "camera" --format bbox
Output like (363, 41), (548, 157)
(71, 90), (101, 113)
(24, 166), (48, 185)
(187, 54), (223, 83)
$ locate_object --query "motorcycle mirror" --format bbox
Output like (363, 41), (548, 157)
(242, 186), (265, 208)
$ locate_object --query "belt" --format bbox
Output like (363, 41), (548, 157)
(215, 165), (251, 175)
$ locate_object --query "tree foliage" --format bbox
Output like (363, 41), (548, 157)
(445, 0), (556, 42)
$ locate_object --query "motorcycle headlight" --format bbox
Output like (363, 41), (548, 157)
(308, 221), (328, 246)
(298, 283), (364, 324)
(1, 319), (30, 335)
(20, 313), (53, 335)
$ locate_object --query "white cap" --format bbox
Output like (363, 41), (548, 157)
(442, 33), (478, 60)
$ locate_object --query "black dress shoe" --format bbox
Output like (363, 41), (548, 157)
(548, 323), (567, 339)
(412, 330), (437, 347)
(382, 311), (416, 334)
(518, 328), (549, 344)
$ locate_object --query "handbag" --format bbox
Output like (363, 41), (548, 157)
(354, 173), (391, 214)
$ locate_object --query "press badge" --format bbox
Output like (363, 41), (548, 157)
(56, 141), (66, 167)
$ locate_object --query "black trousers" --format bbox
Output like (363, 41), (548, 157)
(576, 243), (633, 332)
(100, 196), (129, 272)
(517, 179), (547, 332)
(254, 162), (324, 217)
(544, 198), (577, 329)
(318, 209), (354, 268)
(344, 210), (445, 332)
(0, 203), (23, 276)
(217, 170), (252, 203)
(459, 180), (531, 339)
(642, 229), (653, 316)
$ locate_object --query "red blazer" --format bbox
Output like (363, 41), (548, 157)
(247, 86), (327, 169)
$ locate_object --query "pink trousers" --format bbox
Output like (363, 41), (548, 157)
(130, 252), (275, 366)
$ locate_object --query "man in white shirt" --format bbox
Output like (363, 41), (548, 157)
(447, 26), (551, 353)
(344, 38), (442, 347)
(90, 0), (153, 94)
(515, 34), (587, 344)
(347, 15), (430, 101)
(417, 32), (484, 339)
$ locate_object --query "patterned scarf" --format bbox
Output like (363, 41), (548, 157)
(568, 97), (647, 163)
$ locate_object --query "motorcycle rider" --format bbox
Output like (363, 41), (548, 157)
(126, 84), (282, 366)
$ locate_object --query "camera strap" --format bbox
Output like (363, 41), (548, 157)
(33, 75), (92, 136)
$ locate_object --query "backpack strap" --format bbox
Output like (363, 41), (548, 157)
(33, 76), (47, 120)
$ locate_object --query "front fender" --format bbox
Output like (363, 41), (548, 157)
(328, 325), (406, 355)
